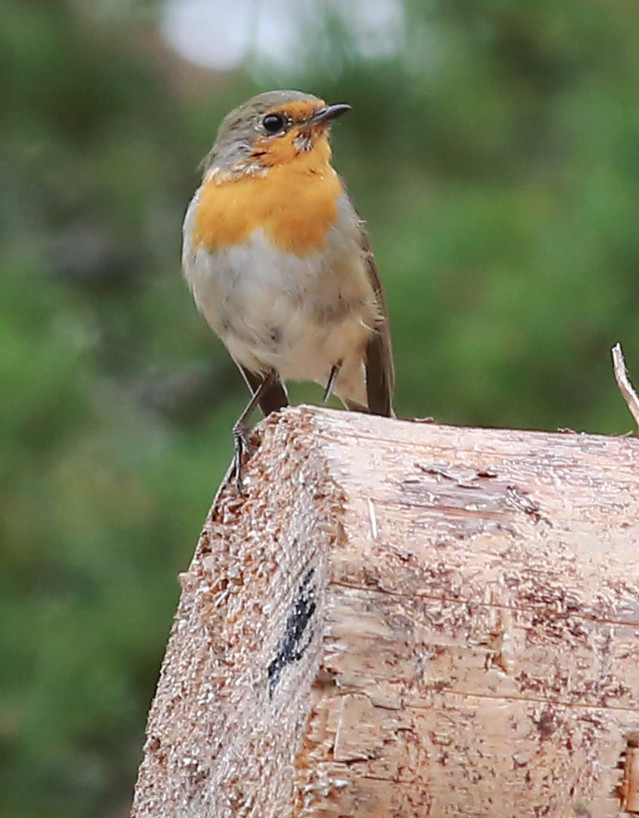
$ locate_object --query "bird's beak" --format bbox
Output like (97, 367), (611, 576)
(304, 103), (351, 128)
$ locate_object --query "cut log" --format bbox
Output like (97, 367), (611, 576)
(131, 407), (639, 818)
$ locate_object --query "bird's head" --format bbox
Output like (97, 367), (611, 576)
(203, 90), (350, 177)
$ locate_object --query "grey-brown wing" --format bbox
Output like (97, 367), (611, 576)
(360, 226), (395, 417)
(238, 365), (289, 417)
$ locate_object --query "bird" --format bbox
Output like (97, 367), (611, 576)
(182, 89), (394, 487)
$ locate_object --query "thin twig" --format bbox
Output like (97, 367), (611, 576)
(612, 343), (639, 431)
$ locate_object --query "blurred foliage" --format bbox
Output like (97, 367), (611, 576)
(2, 0), (639, 815)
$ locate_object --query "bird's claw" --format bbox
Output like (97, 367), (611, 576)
(232, 421), (256, 494)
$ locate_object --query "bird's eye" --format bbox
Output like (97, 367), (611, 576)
(262, 113), (286, 134)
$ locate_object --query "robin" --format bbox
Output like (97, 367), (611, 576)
(182, 89), (394, 486)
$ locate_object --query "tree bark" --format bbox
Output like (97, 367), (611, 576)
(131, 407), (639, 818)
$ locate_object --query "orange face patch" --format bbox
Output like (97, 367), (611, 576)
(192, 138), (343, 257)
(278, 99), (327, 122)
(251, 99), (330, 168)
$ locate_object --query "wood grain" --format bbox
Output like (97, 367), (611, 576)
(131, 407), (639, 818)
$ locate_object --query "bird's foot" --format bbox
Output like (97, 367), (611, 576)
(323, 363), (341, 404)
(232, 420), (257, 494)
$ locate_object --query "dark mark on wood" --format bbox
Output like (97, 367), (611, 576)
(267, 569), (316, 698)
(536, 707), (559, 739)
(506, 485), (551, 524)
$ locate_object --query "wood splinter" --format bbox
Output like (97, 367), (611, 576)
(612, 342), (639, 431)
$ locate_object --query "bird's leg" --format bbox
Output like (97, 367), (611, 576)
(233, 370), (277, 493)
(323, 363), (341, 404)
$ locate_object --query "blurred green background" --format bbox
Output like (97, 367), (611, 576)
(2, 0), (639, 815)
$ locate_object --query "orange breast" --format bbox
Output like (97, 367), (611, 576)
(191, 141), (344, 257)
